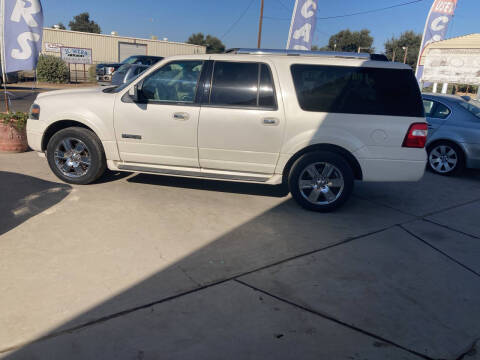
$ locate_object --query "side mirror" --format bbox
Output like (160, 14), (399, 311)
(128, 84), (139, 102)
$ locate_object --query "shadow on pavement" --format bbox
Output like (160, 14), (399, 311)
(0, 171), (71, 235)
(128, 173), (289, 198)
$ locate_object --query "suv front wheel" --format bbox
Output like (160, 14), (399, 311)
(289, 151), (354, 212)
(47, 127), (106, 185)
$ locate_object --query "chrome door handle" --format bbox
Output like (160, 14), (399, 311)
(262, 117), (279, 126)
(173, 112), (189, 121)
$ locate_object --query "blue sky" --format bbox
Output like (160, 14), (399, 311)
(42, 0), (479, 52)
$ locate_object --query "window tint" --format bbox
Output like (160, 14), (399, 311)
(431, 102), (450, 119)
(291, 64), (424, 117)
(211, 62), (258, 106)
(259, 64), (275, 108)
(423, 100), (435, 116)
(210, 62), (276, 109)
(141, 60), (203, 103)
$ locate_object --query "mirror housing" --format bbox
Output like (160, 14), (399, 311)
(128, 84), (139, 102)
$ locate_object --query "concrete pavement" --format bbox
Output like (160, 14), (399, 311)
(1, 151), (480, 359)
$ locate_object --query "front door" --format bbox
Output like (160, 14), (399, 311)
(114, 60), (205, 167)
(198, 60), (285, 175)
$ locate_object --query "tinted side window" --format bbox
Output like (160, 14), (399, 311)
(431, 102), (450, 119)
(141, 60), (203, 103)
(291, 65), (424, 117)
(210, 62), (258, 106)
(259, 64), (275, 108)
(423, 100), (435, 116)
(210, 62), (276, 109)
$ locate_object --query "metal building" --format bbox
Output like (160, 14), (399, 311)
(420, 33), (480, 86)
(42, 28), (206, 64)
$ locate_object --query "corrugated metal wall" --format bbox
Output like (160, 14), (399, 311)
(42, 28), (206, 64)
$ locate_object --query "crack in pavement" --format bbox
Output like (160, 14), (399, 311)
(233, 279), (434, 360)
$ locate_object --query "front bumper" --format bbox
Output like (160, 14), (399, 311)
(26, 119), (45, 152)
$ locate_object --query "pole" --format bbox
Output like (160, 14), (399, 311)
(0, 0), (10, 113)
(257, 0), (264, 49)
(403, 46), (409, 64)
(392, 48), (396, 62)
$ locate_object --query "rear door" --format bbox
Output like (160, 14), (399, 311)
(423, 99), (451, 135)
(197, 60), (285, 175)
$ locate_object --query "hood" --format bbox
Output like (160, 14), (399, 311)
(36, 87), (105, 99)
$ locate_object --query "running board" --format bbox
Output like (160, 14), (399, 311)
(117, 164), (270, 182)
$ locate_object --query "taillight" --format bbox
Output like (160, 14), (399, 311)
(402, 123), (428, 148)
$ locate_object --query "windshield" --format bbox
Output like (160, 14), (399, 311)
(109, 71), (143, 93)
(122, 56), (140, 65)
(459, 100), (480, 119)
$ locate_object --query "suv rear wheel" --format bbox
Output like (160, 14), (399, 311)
(288, 151), (354, 212)
(47, 127), (106, 185)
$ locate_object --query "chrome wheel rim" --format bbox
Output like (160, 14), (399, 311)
(54, 137), (91, 178)
(429, 145), (457, 173)
(299, 162), (345, 205)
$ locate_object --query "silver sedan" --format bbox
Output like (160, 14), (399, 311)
(423, 93), (480, 175)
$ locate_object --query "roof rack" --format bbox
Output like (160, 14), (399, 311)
(225, 48), (388, 61)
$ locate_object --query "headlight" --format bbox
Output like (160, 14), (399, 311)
(29, 104), (40, 120)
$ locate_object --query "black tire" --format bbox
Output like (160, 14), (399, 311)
(46, 127), (106, 185)
(427, 141), (464, 176)
(288, 151), (354, 212)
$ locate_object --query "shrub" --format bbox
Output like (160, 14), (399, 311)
(0, 112), (28, 131)
(36, 55), (70, 83)
(88, 65), (97, 82)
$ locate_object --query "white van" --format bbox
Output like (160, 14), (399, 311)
(27, 49), (427, 211)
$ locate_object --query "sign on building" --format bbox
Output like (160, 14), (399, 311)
(423, 48), (480, 85)
(45, 42), (63, 53)
(60, 47), (92, 64)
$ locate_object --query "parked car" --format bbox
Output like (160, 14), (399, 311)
(27, 49), (427, 212)
(0, 69), (19, 85)
(422, 93), (480, 175)
(111, 64), (149, 86)
(96, 55), (163, 82)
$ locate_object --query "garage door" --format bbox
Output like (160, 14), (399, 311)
(118, 42), (147, 62)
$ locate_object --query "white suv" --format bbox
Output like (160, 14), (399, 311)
(27, 49), (427, 212)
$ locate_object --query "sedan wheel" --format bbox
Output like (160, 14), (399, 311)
(428, 144), (460, 175)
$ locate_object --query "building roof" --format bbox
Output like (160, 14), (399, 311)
(43, 28), (204, 48)
(425, 33), (480, 50)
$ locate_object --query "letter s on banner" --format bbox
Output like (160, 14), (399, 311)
(286, 0), (319, 50)
(3, 0), (44, 73)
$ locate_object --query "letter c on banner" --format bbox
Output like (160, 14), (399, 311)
(431, 16), (449, 31)
(301, 0), (317, 18)
(11, 32), (41, 60)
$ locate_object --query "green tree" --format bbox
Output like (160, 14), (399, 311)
(323, 29), (374, 53)
(187, 33), (225, 54)
(384, 31), (422, 68)
(68, 12), (101, 33)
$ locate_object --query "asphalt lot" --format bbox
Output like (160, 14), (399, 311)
(1, 149), (480, 360)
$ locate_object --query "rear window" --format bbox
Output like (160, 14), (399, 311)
(291, 64), (424, 117)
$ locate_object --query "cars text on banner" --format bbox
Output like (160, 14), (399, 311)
(415, 0), (458, 82)
(2, 0), (44, 73)
(286, 0), (319, 50)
